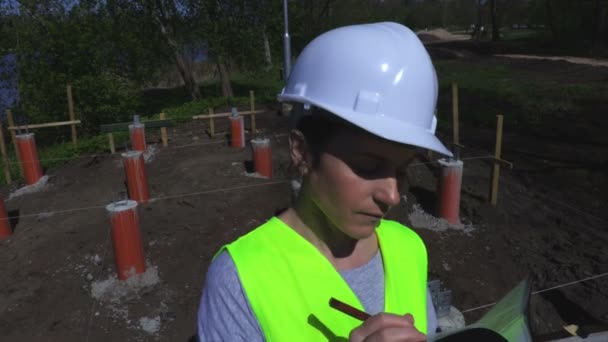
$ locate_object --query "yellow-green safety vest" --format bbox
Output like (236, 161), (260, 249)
(222, 217), (428, 341)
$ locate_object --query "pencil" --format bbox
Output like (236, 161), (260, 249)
(329, 297), (371, 321)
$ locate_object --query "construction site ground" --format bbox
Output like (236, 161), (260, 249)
(1, 44), (607, 341)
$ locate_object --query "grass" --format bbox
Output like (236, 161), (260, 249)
(159, 96), (249, 122)
(38, 132), (130, 170)
(443, 26), (608, 58)
(434, 59), (608, 131)
(138, 68), (283, 118)
(0, 74), (283, 185)
(153, 71), (283, 122)
(0, 132), (130, 185)
(500, 29), (544, 41)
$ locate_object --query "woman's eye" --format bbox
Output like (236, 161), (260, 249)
(350, 162), (379, 176)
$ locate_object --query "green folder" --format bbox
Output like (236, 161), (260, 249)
(431, 278), (532, 342)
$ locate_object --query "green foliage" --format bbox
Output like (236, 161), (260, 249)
(154, 67), (284, 122)
(73, 73), (141, 134)
(0, 152), (23, 185)
(288, 0), (414, 53)
(1, 0), (606, 186)
(8, 0), (166, 144)
(231, 67), (284, 103)
(138, 70), (283, 119)
(161, 97), (250, 122)
(434, 59), (608, 130)
(138, 86), (192, 118)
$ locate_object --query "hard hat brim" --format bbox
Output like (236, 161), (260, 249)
(279, 95), (453, 157)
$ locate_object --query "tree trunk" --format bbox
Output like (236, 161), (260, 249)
(490, 0), (500, 41)
(545, 0), (557, 42)
(217, 56), (233, 98)
(175, 53), (200, 100)
(592, 0), (602, 49)
(475, 0), (483, 41)
(263, 28), (272, 71)
(154, 0), (200, 100)
(601, 6), (608, 48)
(578, 0), (586, 31)
(442, 0), (448, 28)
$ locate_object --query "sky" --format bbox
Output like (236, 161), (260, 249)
(0, 53), (18, 114)
(1, 0), (87, 15)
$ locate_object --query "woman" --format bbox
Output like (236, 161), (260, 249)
(198, 22), (452, 342)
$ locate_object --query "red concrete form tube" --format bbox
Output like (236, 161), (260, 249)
(251, 138), (272, 178)
(16, 133), (43, 185)
(122, 151), (149, 204)
(106, 200), (146, 280)
(437, 159), (463, 224)
(230, 116), (245, 148)
(0, 197), (11, 239)
(129, 123), (147, 152)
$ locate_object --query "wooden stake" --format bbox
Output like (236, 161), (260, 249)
(250, 90), (256, 135)
(67, 84), (77, 146)
(108, 133), (116, 154)
(5, 109), (22, 176)
(6, 109), (17, 150)
(8, 120), (81, 130)
(192, 109), (265, 120)
(209, 108), (215, 137)
(452, 83), (460, 146)
(490, 115), (504, 206)
(159, 112), (168, 147)
(0, 120), (12, 184)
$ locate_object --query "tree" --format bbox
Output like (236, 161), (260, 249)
(544, 0), (557, 40)
(472, 0), (483, 40)
(490, 0), (499, 41)
(535, 0), (608, 51)
(592, 0), (607, 49)
(152, 0), (201, 100)
(257, 0), (277, 71)
(196, 0), (277, 98)
(1, 0), (169, 137)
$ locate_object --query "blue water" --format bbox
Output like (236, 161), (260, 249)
(0, 53), (18, 117)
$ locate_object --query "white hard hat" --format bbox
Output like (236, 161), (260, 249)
(278, 22), (452, 157)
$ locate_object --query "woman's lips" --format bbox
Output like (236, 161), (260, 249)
(358, 212), (383, 219)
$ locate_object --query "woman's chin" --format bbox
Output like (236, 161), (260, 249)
(346, 221), (380, 240)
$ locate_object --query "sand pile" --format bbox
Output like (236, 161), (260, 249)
(408, 204), (475, 234)
(417, 28), (470, 42)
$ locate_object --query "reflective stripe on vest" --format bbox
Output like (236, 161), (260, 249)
(223, 217), (427, 341)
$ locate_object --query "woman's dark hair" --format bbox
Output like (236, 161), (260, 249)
(294, 106), (421, 172)
(294, 107), (361, 168)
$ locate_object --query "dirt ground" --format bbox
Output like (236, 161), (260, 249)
(1, 47), (608, 341)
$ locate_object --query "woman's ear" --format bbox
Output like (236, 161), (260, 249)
(289, 129), (309, 176)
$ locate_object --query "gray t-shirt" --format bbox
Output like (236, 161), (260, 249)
(197, 250), (438, 341)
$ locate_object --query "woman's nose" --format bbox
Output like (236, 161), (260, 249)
(373, 176), (401, 207)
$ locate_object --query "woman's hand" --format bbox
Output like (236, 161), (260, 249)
(349, 313), (426, 342)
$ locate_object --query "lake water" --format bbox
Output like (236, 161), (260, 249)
(0, 53), (19, 117)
